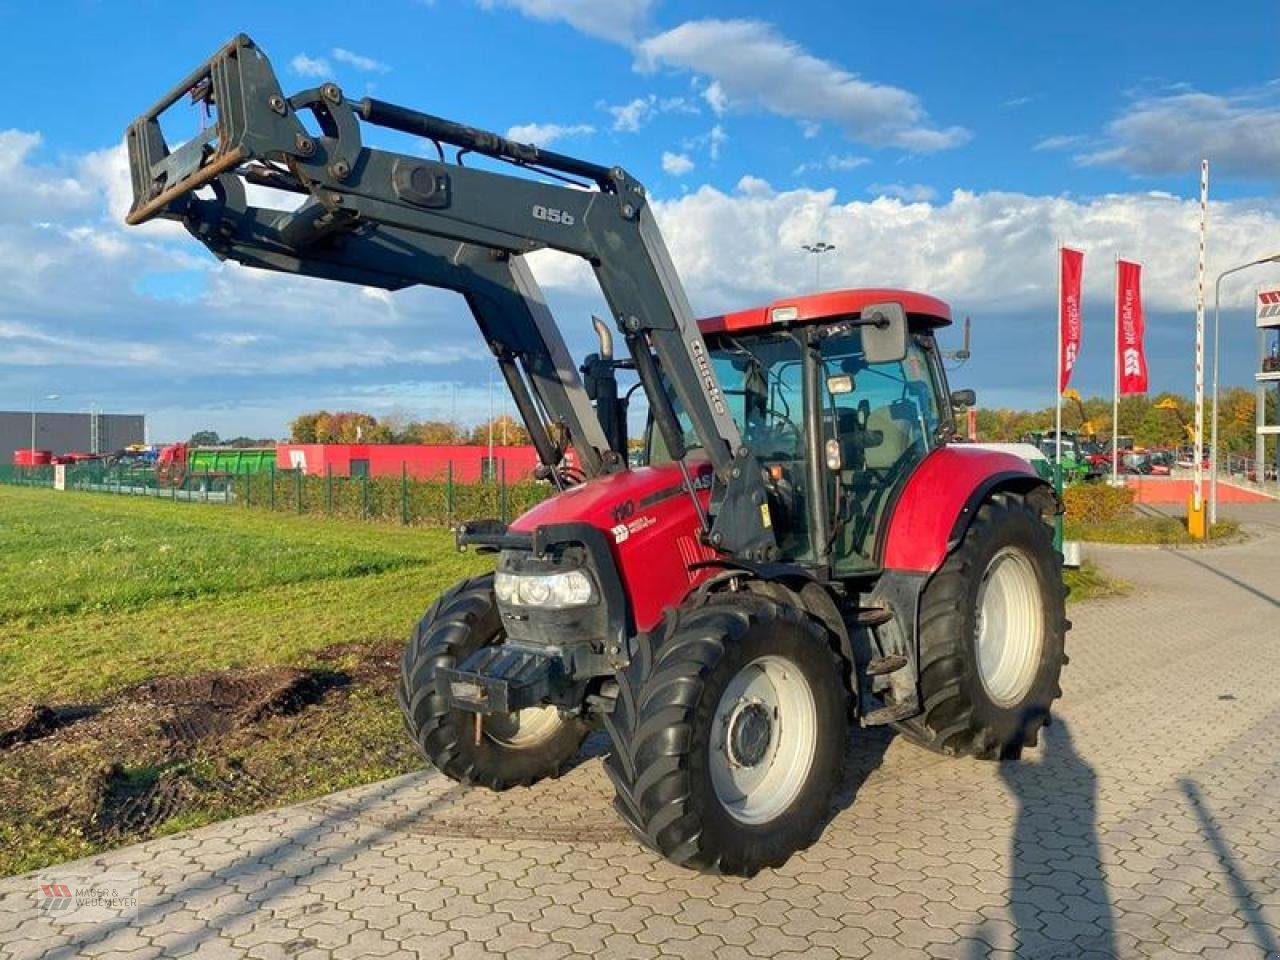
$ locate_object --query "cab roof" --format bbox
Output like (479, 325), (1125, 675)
(696, 288), (952, 336)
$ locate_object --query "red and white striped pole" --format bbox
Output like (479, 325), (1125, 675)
(1192, 159), (1208, 531)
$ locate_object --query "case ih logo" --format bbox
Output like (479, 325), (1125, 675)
(39, 883), (74, 913)
(1122, 348), (1143, 377)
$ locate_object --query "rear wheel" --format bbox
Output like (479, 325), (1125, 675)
(397, 575), (588, 790)
(605, 594), (847, 875)
(894, 491), (1067, 759)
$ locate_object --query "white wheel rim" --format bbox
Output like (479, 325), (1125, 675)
(975, 547), (1045, 707)
(484, 705), (562, 747)
(709, 655), (817, 825)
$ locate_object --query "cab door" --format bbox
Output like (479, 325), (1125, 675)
(821, 329), (946, 573)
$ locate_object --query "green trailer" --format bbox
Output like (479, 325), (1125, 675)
(186, 447), (276, 475)
(155, 444), (276, 487)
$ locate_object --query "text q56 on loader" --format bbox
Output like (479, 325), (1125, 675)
(125, 35), (1067, 875)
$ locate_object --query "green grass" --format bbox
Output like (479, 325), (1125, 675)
(1065, 515), (1242, 545)
(1064, 561), (1128, 601)
(0, 487), (489, 705)
(0, 487), (465, 625)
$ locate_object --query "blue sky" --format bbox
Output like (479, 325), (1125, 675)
(1, 0), (1278, 440)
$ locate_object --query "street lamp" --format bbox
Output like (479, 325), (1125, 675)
(1210, 252), (1280, 524)
(30, 393), (60, 452)
(801, 241), (836, 289)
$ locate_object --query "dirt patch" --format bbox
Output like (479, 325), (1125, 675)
(0, 648), (412, 860)
(314, 641), (401, 684)
(132, 668), (350, 747)
(0, 704), (99, 749)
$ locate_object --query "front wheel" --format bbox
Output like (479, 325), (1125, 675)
(397, 575), (588, 790)
(895, 490), (1067, 760)
(605, 594), (848, 875)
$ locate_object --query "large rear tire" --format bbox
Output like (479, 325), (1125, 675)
(605, 594), (847, 875)
(895, 491), (1067, 760)
(398, 575), (588, 790)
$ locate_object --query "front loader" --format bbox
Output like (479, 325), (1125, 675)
(125, 35), (1068, 875)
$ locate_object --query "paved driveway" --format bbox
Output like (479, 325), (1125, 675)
(2, 506), (1279, 959)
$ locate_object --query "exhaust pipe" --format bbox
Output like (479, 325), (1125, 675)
(591, 315), (613, 362)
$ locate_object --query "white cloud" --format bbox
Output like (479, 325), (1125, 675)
(661, 151), (695, 176)
(736, 175), (773, 197)
(605, 94), (697, 132)
(702, 80), (729, 116)
(608, 96), (655, 132)
(521, 181), (1280, 320)
(290, 53), (331, 78)
(794, 154), (870, 176)
(332, 47), (391, 73)
(476, 0), (653, 44)
(637, 19), (969, 152)
(1079, 88), (1280, 180)
(867, 182), (937, 203)
(8, 121), (1280, 434)
(704, 124), (727, 161)
(1035, 134), (1087, 152)
(505, 122), (595, 146)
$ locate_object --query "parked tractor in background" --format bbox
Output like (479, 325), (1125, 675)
(1022, 430), (1096, 483)
(127, 36), (1067, 874)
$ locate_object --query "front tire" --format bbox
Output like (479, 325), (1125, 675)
(605, 594), (847, 875)
(895, 491), (1067, 760)
(397, 575), (588, 790)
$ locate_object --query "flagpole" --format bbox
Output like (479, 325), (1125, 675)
(1192, 159), (1208, 537)
(1113, 255), (1120, 486)
(1055, 241), (1064, 547)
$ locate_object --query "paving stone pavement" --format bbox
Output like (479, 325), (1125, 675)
(3, 504), (1279, 959)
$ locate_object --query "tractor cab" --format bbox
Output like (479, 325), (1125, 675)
(650, 289), (955, 573)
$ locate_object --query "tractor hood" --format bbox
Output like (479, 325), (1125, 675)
(508, 462), (716, 632)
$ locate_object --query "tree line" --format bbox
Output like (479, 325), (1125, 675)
(973, 387), (1273, 456)
(287, 410), (532, 446)
(186, 388), (1272, 459)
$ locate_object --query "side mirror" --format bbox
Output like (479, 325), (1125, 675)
(951, 388), (977, 408)
(861, 302), (908, 364)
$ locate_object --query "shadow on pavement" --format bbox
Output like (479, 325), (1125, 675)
(825, 724), (894, 828)
(39, 774), (468, 960)
(993, 718), (1116, 958)
(1165, 549), (1279, 608)
(1179, 778), (1280, 958)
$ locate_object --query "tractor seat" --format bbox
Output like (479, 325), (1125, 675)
(863, 406), (913, 470)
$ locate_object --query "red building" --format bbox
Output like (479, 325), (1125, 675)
(276, 444), (542, 482)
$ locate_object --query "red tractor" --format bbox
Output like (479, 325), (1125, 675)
(126, 36), (1066, 874)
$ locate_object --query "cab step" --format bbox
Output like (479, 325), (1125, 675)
(862, 692), (920, 726)
(865, 654), (908, 677)
(855, 607), (894, 627)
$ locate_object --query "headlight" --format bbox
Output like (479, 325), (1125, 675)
(494, 569), (596, 608)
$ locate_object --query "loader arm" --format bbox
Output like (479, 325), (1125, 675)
(125, 34), (775, 560)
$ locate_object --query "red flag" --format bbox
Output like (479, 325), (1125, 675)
(1116, 259), (1147, 394)
(1059, 247), (1084, 392)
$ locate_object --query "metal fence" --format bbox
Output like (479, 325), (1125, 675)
(0, 460), (552, 526)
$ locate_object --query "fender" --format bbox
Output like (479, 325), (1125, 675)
(880, 446), (1047, 574)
